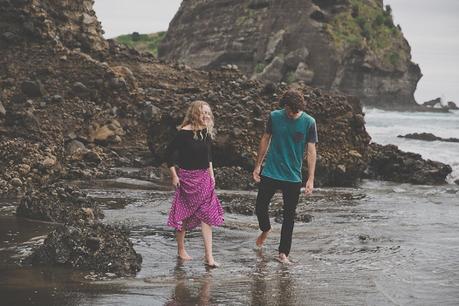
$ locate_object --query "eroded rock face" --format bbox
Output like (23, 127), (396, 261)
(26, 223), (142, 276)
(0, 0), (107, 53)
(159, 0), (421, 108)
(366, 143), (452, 185)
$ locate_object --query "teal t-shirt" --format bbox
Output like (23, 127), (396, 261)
(261, 109), (318, 183)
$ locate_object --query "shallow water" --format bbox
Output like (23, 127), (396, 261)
(1, 180), (458, 305)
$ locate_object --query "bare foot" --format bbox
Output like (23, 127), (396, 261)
(276, 253), (292, 265)
(178, 250), (192, 260)
(256, 230), (271, 247)
(204, 257), (220, 268)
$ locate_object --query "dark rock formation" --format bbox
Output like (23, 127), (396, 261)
(422, 97), (442, 108)
(366, 143), (452, 185)
(159, 0), (422, 108)
(16, 183), (104, 224)
(147, 82), (371, 187)
(422, 98), (458, 111)
(398, 133), (459, 143)
(25, 223), (142, 276)
(447, 101), (458, 110)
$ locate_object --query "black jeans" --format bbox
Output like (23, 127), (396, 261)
(255, 176), (301, 256)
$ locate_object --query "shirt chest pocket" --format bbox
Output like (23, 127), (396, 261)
(293, 131), (305, 143)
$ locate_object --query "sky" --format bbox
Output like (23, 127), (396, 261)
(93, 0), (459, 104)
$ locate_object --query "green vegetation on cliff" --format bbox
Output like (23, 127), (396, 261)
(325, 0), (409, 67)
(115, 32), (166, 56)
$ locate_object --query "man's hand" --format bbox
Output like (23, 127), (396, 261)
(253, 166), (261, 183)
(305, 178), (314, 195)
(172, 175), (180, 188)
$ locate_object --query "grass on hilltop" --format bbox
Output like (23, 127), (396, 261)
(324, 0), (409, 67)
(115, 31), (166, 56)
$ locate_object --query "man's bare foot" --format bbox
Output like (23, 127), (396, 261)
(256, 230), (271, 247)
(178, 250), (192, 260)
(204, 257), (219, 268)
(276, 253), (292, 264)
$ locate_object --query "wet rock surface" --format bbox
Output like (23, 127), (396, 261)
(16, 182), (104, 225)
(25, 223), (142, 277)
(398, 132), (459, 143)
(366, 143), (452, 185)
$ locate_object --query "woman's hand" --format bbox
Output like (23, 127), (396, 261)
(172, 175), (180, 188)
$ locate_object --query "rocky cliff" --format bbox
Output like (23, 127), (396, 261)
(0, 0), (373, 197)
(159, 0), (422, 108)
(0, 0), (450, 277)
(0, 0), (107, 53)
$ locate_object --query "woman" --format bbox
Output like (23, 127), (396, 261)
(166, 100), (224, 268)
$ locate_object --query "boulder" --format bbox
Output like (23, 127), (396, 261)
(447, 101), (458, 110)
(422, 97), (441, 108)
(366, 143), (452, 185)
(21, 80), (46, 97)
(89, 119), (125, 144)
(26, 223), (142, 276)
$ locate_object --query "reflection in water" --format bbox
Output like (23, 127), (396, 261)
(251, 250), (269, 305)
(165, 259), (212, 305)
(277, 267), (295, 306)
(251, 250), (297, 306)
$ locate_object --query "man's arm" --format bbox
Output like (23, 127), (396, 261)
(253, 133), (272, 182)
(305, 142), (316, 195)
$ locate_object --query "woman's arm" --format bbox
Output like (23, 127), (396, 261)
(166, 133), (180, 188)
(170, 166), (180, 188)
(209, 162), (215, 185)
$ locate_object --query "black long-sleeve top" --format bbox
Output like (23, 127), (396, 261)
(165, 129), (212, 170)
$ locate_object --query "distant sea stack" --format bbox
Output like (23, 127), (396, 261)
(159, 0), (422, 108)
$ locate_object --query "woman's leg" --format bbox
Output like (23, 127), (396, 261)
(201, 222), (218, 267)
(176, 230), (192, 260)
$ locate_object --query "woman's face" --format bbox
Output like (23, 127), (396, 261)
(199, 104), (212, 126)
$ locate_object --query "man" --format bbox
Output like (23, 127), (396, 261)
(253, 89), (317, 264)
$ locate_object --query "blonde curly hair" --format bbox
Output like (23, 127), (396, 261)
(178, 100), (215, 139)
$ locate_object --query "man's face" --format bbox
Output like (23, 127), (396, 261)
(285, 106), (299, 119)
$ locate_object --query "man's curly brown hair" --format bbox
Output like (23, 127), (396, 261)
(279, 89), (305, 112)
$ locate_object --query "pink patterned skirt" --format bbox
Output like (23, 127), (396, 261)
(167, 168), (224, 231)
